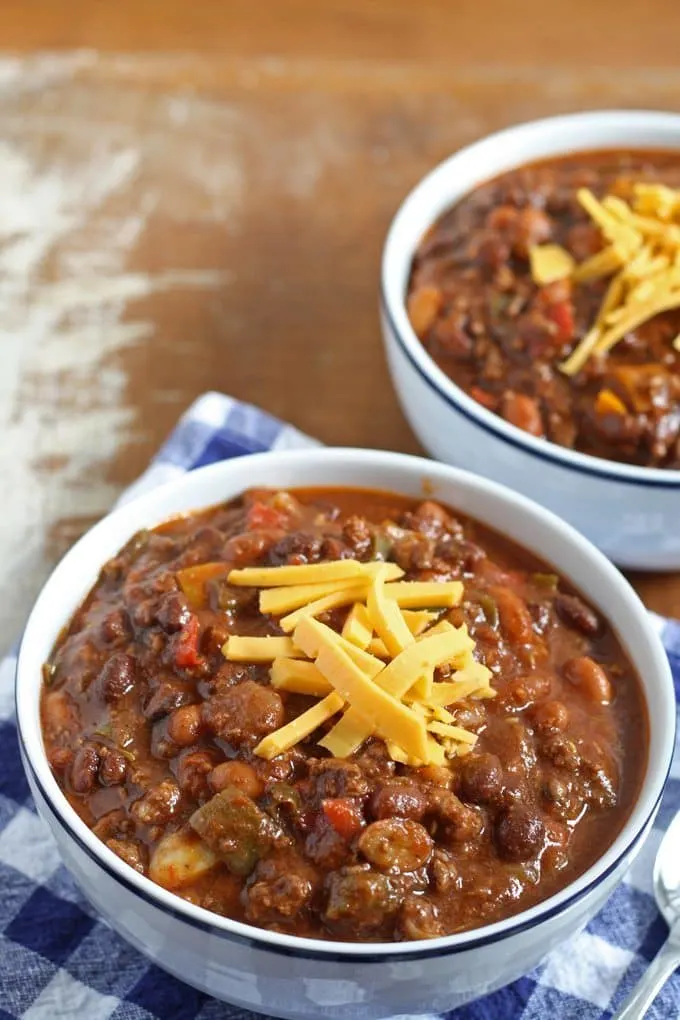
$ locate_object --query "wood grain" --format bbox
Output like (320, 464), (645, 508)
(1, 23), (679, 650)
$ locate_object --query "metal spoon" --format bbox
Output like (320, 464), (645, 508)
(612, 810), (680, 1019)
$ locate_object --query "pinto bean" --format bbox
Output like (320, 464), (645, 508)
(167, 704), (203, 747)
(71, 744), (101, 794)
(358, 819), (433, 873)
(493, 587), (536, 646)
(99, 748), (127, 786)
(209, 760), (264, 799)
(563, 656), (613, 705)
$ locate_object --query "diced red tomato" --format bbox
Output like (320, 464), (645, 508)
(246, 501), (288, 531)
(469, 385), (497, 411)
(322, 798), (364, 841)
(174, 615), (202, 668)
(545, 301), (574, 341)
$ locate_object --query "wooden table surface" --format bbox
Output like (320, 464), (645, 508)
(2, 2), (680, 651)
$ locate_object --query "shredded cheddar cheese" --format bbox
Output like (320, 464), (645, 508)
(222, 559), (495, 766)
(529, 182), (680, 375)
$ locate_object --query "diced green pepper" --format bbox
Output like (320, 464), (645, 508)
(189, 786), (282, 876)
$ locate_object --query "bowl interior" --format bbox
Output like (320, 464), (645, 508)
(382, 110), (680, 484)
(16, 448), (676, 956)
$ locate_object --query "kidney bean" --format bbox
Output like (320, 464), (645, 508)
(97, 653), (136, 704)
(209, 760), (264, 799)
(563, 656), (613, 705)
(493, 587), (536, 646)
(495, 805), (545, 862)
(554, 593), (601, 637)
(370, 780), (429, 821)
(157, 592), (192, 634)
(459, 753), (504, 805)
(71, 744), (101, 794)
(100, 609), (130, 644)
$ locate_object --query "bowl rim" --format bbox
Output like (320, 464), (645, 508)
(15, 447), (676, 961)
(381, 108), (680, 488)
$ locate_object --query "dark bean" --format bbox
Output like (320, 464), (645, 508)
(71, 744), (101, 794)
(496, 805), (545, 862)
(100, 609), (130, 643)
(99, 748), (127, 786)
(157, 592), (192, 634)
(144, 682), (194, 721)
(459, 753), (504, 805)
(97, 653), (136, 704)
(370, 780), (428, 821)
(554, 593), (601, 637)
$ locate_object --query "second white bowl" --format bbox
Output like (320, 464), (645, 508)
(381, 110), (680, 570)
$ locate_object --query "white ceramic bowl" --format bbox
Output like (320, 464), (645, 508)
(15, 448), (674, 1020)
(381, 110), (680, 571)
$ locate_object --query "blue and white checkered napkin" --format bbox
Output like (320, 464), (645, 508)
(1, 391), (679, 1020)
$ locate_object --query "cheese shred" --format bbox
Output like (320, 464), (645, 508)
(223, 558), (494, 765)
(527, 182), (680, 375)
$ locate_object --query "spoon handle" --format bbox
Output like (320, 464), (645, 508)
(611, 932), (680, 1020)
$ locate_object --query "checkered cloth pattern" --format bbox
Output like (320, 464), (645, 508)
(1, 391), (679, 1020)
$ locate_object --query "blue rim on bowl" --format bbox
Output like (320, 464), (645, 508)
(13, 448), (677, 963)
